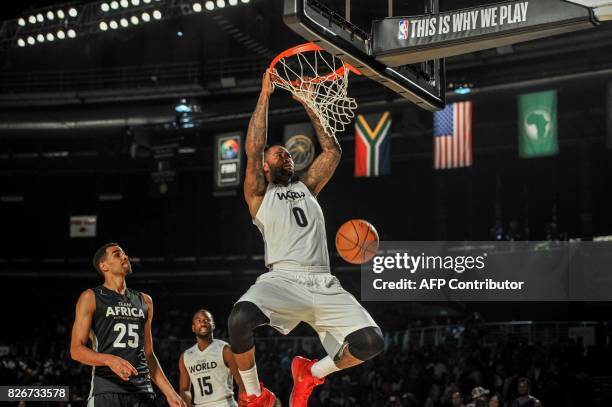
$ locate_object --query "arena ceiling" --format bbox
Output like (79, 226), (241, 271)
(1, 0), (611, 99)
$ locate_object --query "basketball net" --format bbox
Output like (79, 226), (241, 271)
(270, 45), (360, 138)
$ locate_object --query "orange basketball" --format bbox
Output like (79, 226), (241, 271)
(335, 219), (379, 264)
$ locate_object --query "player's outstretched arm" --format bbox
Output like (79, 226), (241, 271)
(178, 352), (193, 407)
(295, 96), (342, 196)
(142, 294), (187, 407)
(222, 344), (245, 396)
(70, 289), (138, 381)
(244, 70), (274, 218)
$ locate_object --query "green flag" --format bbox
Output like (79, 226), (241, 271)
(518, 90), (558, 158)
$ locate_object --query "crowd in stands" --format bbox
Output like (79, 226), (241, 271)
(1, 308), (609, 407)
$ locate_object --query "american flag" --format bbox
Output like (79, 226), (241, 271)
(433, 101), (473, 169)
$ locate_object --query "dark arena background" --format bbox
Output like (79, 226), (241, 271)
(1, 0), (612, 406)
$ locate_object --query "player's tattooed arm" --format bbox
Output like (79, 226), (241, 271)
(244, 70), (274, 218)
(299, 101), (342, 196)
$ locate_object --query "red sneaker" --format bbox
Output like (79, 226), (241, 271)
(289, 356), (325, 407)
(238, 382), (276, 407)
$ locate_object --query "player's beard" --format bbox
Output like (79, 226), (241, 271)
(270, 164), (294, 184)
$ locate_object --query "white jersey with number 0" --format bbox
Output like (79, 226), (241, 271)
(183, 339), (236, 407)
(254, 181), (330, 271)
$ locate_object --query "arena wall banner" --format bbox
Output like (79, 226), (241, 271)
(283, 122), (315, 175)
(361, 241), (612, 301)
(69, 215), (97, 238)
(213, 132), (243, 196)
(373, 0), (597, 65)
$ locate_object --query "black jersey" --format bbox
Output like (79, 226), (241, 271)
(89, 285), (154, 396)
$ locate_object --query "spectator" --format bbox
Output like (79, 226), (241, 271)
(451, 390), (465, 407)
(488, 394), (501, 407)
(467, 387), (490, 407)
(511, 378), (542, 407)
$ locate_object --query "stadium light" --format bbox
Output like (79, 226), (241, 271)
(241, 0), (249, 3)
(205, 1), (215, 10)
(12, 0), (175, 50)
(229, 0), (238, 5)
(217, 0), (226, 8)
(193, 2), (203, 12)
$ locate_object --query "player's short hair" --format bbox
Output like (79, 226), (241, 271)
(192, 309), (213, 322)
(92, 242), (119, 275)
(264, 144), (287, 160)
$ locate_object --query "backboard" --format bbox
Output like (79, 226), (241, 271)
(283, 0), (446, 111)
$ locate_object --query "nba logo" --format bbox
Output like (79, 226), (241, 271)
(398, 19), (409, 40)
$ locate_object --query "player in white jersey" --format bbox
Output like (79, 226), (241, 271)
(179, 310), (244, 407)
(228, 70), (384, 407)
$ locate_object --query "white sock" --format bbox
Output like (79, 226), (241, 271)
(310, 356), (340, 379)
(239, 365), (261, 396)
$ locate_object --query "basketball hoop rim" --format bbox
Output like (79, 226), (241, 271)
(269, 42), (362, 86)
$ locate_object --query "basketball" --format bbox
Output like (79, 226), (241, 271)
(335, 219), (380, 264)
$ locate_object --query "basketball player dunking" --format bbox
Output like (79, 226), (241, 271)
(228, 70), (384, 407)
(179, 309), (244, 407)
(70, 243), (186, 407)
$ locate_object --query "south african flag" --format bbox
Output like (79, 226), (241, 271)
(354, 112), (392, 177)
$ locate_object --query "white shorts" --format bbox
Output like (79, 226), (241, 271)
(237, 269), (379, 357)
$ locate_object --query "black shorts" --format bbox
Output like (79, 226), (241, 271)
(87, 393), (156, 407)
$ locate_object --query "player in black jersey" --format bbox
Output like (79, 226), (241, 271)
(70, 242), (186, 407)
